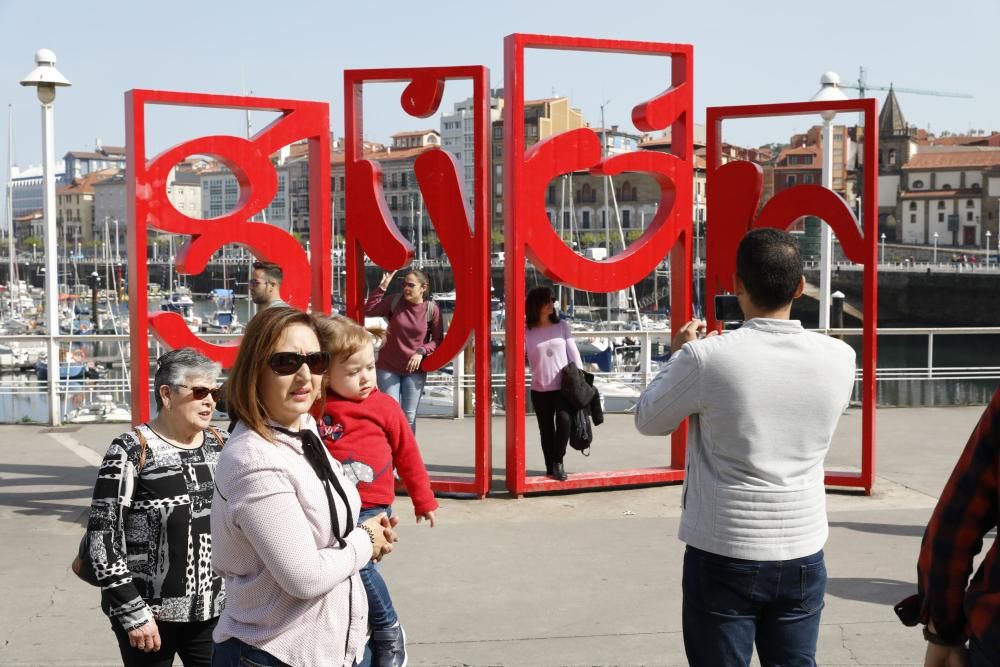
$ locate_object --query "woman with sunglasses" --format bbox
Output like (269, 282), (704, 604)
(365, 268), (443, 433)
(211, 307), (398, 667)
(525, 286), (583, 481)
(84, 348), (227, 666)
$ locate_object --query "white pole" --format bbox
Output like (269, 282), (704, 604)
(880, 233), (886, 265)
(114, 217), (120, 263)
(933, 233), (938, 264)
(417, 194), (423, 267)
(819, 118), (833, 330)
(6, 105), (14, 295)
(41, 100), (60, 424)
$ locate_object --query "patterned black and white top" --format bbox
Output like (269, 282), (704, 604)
(86, 423), (227, 630)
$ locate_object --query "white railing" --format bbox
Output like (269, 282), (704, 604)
(1, 327), (999, 424)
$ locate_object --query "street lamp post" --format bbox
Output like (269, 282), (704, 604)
(20, 49), (71, 425)
(880, 233), (886, 265)
(810, 72), (848, 330)
(933, 232), (939, 264)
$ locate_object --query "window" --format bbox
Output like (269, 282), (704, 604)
(909, 202), (917, 211)
(495, 201), (502, 214)
(495, 182), (502, 195)
(495, 164), (502, 176)
(400, 173), (407, 187)
(912, 179), (924, 189)
(547, 185), (556, 204)
(804, 174), (814, 184)
(967, 199), (974, 208)
(938, 213), (945, 222)
(582, 211), (590, 228)
(910, 214), (916, 223)
(563, 211), (570, 226)
(967, 211), (974, 222)
(390, 196), (397, 210)
(888, 149), (896, 166)
(937, 201), (946, 209)
(941, 183), (951, 189)
(622, 209), (631, 227)
(786, 175), (796, 186)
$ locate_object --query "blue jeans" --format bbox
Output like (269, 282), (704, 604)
(212, 637), (290, 667)
(376, 369), (425, 433)
(358, 505), (398, 630)
(682, 545), (827, 667)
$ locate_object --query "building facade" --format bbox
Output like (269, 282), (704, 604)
(440, 89), (504, 208)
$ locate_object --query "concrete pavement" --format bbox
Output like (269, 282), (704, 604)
(0, 404), (990, 666)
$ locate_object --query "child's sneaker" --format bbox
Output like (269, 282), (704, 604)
(371, 624), (406, 667)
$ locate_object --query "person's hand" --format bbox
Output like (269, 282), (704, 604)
(378, 271), (397, 291)
(362, 513), (399, 562)
(127, 618), (161, 653)
(405, 353), (423, 372)
(923, 642), (966, 667)
(417, 510), (436, 527)
(671, 319), (717, 352)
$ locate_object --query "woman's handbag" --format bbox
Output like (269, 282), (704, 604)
(71, 426), (224, 586)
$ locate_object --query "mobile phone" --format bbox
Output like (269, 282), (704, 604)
(714, 294), (743, 331)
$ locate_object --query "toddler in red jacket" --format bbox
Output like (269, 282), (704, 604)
(315, 315), (437, 667)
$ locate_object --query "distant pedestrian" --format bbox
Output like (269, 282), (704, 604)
(896, 387), (1000, 666)
(525, 285), (583, 481)
(248, 261), (289, 310)
(84, 348), (227, 667)
(364, 268), (443, 433)
(316, 315), (438, 667)
(634, 228), (856, 665)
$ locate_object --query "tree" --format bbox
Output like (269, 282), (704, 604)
(580, 232), (599, 247)
(21, 236), (43, 251)
(490, 229), (505, 248)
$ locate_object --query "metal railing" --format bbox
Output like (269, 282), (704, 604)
(1, 327), (999, 424)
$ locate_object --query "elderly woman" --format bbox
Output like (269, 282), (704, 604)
(211, 307), (398, 667)
(85, 348), (227, 667)
(365, 268), (444, 432)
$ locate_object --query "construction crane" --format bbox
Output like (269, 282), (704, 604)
(844, 66), (973, 99)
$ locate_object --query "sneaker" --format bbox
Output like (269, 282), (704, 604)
(371, 624), (407, 667)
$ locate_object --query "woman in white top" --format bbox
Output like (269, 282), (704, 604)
(211, 307), (398, 667)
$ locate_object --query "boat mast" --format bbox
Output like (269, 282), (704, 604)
(5, 104), (16, 316)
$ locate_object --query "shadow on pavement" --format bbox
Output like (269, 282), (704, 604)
(826, 577), (915, 605)
(0, 463), (93, 524)
(829, 521), (927, 538)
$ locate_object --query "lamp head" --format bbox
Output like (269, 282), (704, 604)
(811, 71), (847, 122)
(20, 49), (71, 104)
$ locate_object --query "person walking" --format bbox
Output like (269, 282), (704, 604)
(364, 268), (443, 433)
(211, 307), (398, 667)
(524, 285), (583, 481)
(85, 348), (227, 666)
(249, 261), (289, 310)
(634, 228), (856, 666)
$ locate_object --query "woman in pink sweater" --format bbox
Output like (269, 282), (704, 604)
(525, 286), (583, 481)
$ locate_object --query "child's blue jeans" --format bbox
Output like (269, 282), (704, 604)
(358, 504), (398, 629)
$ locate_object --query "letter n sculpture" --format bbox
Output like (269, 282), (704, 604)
(705, 98), (878, 494)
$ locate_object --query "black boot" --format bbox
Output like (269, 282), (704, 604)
(371, 624), (407, 667)
(553, 462), (567, 481)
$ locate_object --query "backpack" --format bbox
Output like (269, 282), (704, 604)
(71, 426), (225, 586)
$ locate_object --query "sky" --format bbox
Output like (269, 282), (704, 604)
(1, 0), (997, 173)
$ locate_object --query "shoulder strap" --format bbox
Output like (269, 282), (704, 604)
(389, 293), (402, 315)
(425, 300), (437, 324)
(207, 425), (225, 447)
(131, 426), (149, 473)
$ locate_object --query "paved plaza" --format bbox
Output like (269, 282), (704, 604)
(0, 405), (990, 666)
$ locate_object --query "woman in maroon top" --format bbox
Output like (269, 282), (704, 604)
(365, 268), (444, 433)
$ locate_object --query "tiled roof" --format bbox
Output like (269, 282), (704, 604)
(331, 145), (436, 166)
(57, 168), (119, 195)
(903, 150), (1000, 169)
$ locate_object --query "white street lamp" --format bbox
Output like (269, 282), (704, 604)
(986, 230), (992, 267)
(880, 233), (886, 265)
(810, 72), (848, 330)
(21, 48), (71, 425)
(933, 232), (939, 264)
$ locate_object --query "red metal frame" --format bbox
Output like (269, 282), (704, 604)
(343, 67), (492, 498)
(503, 33), (694, 495)
(705, 99), (878, 494)
(126, 90), (331, 424)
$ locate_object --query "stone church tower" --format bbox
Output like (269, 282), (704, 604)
(878, 87), (917, 174)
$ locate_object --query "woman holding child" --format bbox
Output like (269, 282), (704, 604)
(210, 307), (398, 667)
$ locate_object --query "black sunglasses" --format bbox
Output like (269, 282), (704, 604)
(175, 384), (221, 401)
(403, 281), (420, 288)
(267, 351), (331, 376)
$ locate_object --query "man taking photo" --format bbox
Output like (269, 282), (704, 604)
(635, 227), (856, 665)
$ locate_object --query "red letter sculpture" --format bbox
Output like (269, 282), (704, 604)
(705, 98), (879, 493)
(343, 67), (492, 497)
(126, 90), (331, 423)
(504, 33), (694, 494)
